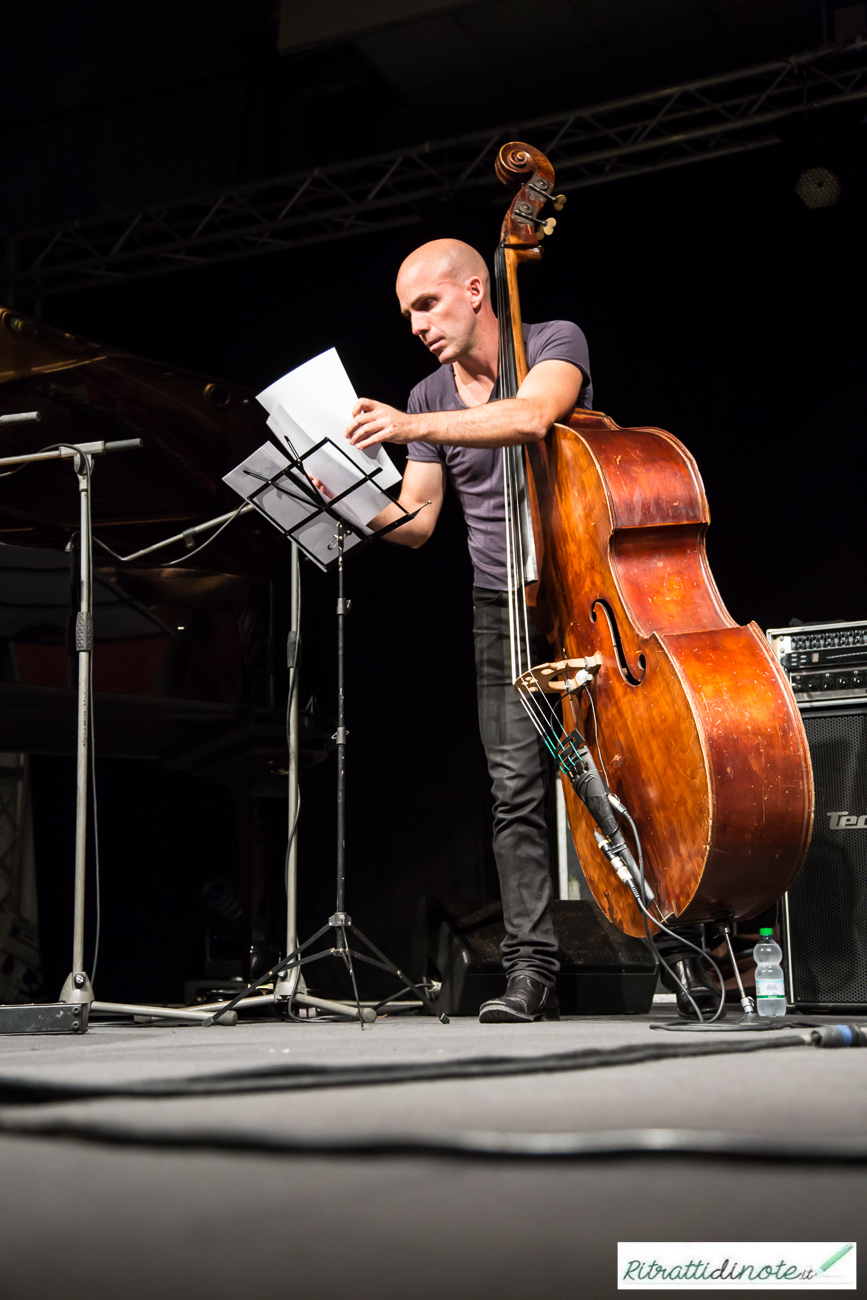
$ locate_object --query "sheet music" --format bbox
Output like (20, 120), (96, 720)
(257, 348), (400, 527)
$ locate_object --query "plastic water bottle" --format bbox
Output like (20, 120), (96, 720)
(754, 927), (786, 1017)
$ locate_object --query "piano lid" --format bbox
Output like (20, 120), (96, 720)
(0, 306), (285, 578)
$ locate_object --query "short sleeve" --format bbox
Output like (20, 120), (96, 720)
(407, 440), (444, 462)
(526, 319), (591, 392)
(406, 379), (446, 462)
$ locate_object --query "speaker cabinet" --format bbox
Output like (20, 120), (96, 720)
(785, 706), (867, 1011)
(416, 897), (657, 1017)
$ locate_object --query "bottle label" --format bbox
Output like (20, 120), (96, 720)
(756, 980), (785, 998)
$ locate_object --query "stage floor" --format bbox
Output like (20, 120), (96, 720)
(0, 1003), (864, 1300)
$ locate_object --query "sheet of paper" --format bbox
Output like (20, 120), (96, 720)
(265, 406), (391, 531)
(256, 348), (401, 497)
(222, 442), (364, 566)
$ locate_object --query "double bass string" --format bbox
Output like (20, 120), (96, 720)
(495, 243), (564, 747)
(496, 245), (521, 685)
(495, 240), (533, 689)
(494, 241), (613, 801)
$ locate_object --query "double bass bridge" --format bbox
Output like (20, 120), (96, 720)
(513, 654), (601, 698)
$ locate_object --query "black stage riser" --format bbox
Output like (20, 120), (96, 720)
(416, 898), (657, 1017)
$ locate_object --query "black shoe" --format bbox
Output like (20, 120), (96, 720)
(662, 956), (725, 1020)
(479, 974), (560, 1023)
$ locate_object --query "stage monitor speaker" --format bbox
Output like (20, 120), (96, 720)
(415, 897), (657, 1017)
(784, 705), (867, 1011)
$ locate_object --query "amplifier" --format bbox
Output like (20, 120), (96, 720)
(766, 677), (867, 1010)
(768, 622), (867, 1010)
(766, 619), (867, 707)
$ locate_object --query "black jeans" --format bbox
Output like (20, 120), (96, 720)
(473, 588), (560, 987)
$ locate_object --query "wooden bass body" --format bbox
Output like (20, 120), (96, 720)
(527, 408), (814, 938)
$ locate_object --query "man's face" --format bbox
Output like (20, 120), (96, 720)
(396, 260), (481, 365)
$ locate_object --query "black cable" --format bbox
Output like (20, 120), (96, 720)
(0, 1033), (816, 1106)
(162, 506), (247, 566)
(617, 799), (704, 1021)
(578, 710), (726, 1026)
(1, 1117), (864, 1162)
(584, 686), (610, 787)
(0, 460), (33, 479)
(617, 802), (726, 1025)
(557, 701), (695, 1015)
(0, 442), (91, 477)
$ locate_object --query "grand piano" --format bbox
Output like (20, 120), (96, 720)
(0, 304), (330, 1004)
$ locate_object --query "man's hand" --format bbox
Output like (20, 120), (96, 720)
(345, 399), (421, 449)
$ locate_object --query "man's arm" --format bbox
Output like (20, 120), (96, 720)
(346, 359), (583, 451)
(367, 458), (446, 547)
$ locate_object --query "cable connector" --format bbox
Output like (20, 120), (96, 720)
(593, 828), (655, 905)
(594, 830), (641, 900)
(810, 1023), (867, 1048)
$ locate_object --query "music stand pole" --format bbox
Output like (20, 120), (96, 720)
(336, 529), (348, 917)
(275, 543), (303, 1005)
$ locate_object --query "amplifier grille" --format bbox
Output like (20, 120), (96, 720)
(788, 711), (867, 1005)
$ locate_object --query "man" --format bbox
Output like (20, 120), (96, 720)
(342, 238), (587, 1023)
(344, 238), (716, 1023)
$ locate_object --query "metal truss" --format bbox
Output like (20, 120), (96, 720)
(6, 37), (867, 301)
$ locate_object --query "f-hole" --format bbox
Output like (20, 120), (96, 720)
(591, 600), (646, 686)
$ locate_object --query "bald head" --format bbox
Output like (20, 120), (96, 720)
(396, 239), (496, 367)
(397, 239), (489, 295)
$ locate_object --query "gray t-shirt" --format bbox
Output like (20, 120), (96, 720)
(406, 320), (592, 590)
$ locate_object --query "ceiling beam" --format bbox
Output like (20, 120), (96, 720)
(6, 37), (866, 303)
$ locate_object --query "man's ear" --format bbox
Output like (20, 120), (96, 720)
(466, 274), (485, 312)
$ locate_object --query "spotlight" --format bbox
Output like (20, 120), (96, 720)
(795, 166), (842, 209)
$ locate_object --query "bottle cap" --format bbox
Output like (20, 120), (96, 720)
(759, 927), (774, 936)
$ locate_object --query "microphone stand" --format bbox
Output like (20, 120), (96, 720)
(0, 430), (234, 1032)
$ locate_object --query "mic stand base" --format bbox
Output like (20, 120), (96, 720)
(203, 911), (449, 1028)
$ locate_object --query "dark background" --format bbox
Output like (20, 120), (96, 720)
(3, 1), (865, 999)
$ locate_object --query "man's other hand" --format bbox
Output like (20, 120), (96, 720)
(346, 399), (418, 449)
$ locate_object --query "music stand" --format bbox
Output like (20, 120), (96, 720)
(204, 436), (449, 1027)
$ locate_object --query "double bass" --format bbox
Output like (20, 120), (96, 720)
(493, 141), (813, 938)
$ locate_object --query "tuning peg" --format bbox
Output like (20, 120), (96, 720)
(537, 217), (557, 239)
(552, 194), (567, 211)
